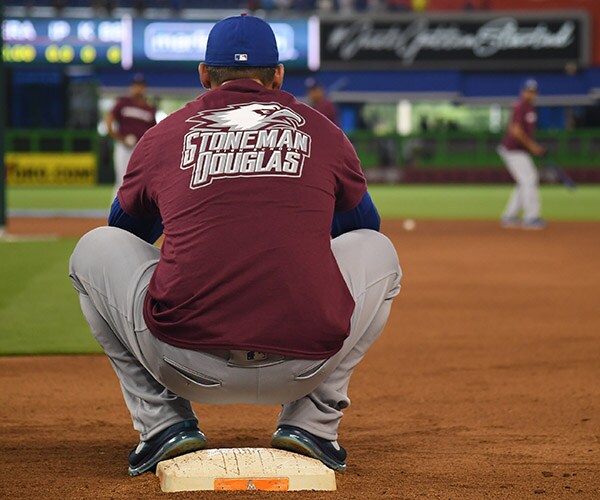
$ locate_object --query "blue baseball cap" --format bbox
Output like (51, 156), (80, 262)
(205, 14), (279, 67)
(305, 76), (321, 89)
(131, 73), (146, 84)
(522, 78), (539, 91)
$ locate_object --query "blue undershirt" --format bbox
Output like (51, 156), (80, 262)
(330, 191), (380, 238)
(109, 191), (380, 244)
(108, 196), (164, 244)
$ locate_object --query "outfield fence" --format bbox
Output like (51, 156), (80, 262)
(348, 129), (600, 183)
(4, 128), (600, 186)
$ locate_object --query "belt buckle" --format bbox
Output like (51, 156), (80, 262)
(228, 350), (268, 366)
(246, 351), (268, 361)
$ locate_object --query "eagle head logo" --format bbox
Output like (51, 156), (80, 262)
(187, 102), (305, 132)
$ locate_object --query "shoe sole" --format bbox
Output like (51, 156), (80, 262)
(271, 434), (346, 472)
(501, 220), (521, 229)
(128, 433), (207, 477)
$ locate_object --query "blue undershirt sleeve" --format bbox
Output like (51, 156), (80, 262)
(331, 191), (380, 239)
(108, 196), (163, 244)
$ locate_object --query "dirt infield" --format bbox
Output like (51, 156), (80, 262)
(1, 218), (599, 499)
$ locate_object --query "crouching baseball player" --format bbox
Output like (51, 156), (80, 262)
(69, 15), (401, 476)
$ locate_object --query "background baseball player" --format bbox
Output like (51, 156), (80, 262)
(105, 73), (157, 197)
(305, 77), (340, 126)
(497, 79), (546, 229)
(70, 15), (401, 477)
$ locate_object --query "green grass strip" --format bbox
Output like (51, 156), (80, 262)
(0, 239), (101, 355)
(8, 186), (114, 210)
(7, 185), (600, 220)
(368, 185), (600, 220)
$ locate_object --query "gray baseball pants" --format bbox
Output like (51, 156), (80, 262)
(497, 145), (541, 221)
(69, 227), (401, 442)
(112, 142), (134, 198)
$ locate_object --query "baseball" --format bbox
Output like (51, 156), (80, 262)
(403, 219), (416, 231)
(124, 134), (137, 147)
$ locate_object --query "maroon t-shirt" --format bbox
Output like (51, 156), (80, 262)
(314, 98), (339, 126)
(111, 97), (157, 141)
(118, 80), (367, 359)
(501, 99), (537, 151)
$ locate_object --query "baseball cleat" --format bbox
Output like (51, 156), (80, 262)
(521, 217), (547, 230)
(127, 419), (207, 476)
(271, 425), (347, 472)
(500, 216), (521, 228)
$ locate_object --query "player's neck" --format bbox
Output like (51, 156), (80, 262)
(219, 78), (264, 88)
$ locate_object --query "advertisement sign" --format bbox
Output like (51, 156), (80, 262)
(2, 18), (126, 67)
(132, 18), (317, 70)
(5, 153), (97, 186)
(2, 17), (317, 70)
(320, 12), (590, 70)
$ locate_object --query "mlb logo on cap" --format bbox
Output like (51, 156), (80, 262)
(235, 53), (248, 62)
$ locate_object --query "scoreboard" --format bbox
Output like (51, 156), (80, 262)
(2, 18), (126, 67)
(2, 17), (317, 70)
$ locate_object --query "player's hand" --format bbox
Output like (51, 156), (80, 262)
(123, 134), (138, 147)
(530, 143), (546, 157)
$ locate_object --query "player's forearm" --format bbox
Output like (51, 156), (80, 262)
(106, 115), (122, 141)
